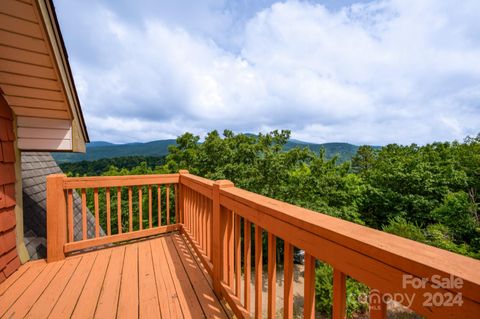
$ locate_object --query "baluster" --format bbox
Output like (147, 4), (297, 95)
(227, 208), (234, 288)
(138, 186), (143, 230)
(185, 187), (188, 231)
(333, 268), (347, 319)
(304, 253), (316, 319)
(81, 188), (87, 240)
(106, 187), (111, 236)
(197, 192), (201, 242)
(284, 242), (294, 319)
(157, 185), (162, 226)
(202, 195), (206, 251)
(186, 187), (190, 232)
(128, 186), (133, 232)
(244, 219), (252, 313)
(67, 189), (73, 243)
(268, 233), (276, 319)
(206, 198), (211, 258)
(255, 225), (263, 319)
(117, 187), (122, 234)
(94, 188), (99, 238)
(235, 214), (241, 298)
(166, 184), (170, 225)
(199, 193), (203, 245)
(148, 185), (152, 228)
(193, 191), (200, 244)
(174, 184), (178, 223)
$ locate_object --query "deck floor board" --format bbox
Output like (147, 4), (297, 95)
(0, 232), (229, 319)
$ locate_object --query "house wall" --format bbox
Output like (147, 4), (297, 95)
(0, 95), (20, 283)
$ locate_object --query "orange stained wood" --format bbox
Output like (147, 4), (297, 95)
(39, 172), (480, 319)
(0, 233), (230, 319)
(333, 268), (347, 319)
(283, 242), (294, 319)
(128, 186), (133, 232)
(81, 188), (87, 240)
(106, 187), (111, 235)
(255, 225), (263, 319)
(243, 219), (252, 313)
(117, 187), (122, 234)
(139, 186), (143, 230)
(67, 189), (73, 242)
(148, 185), (152, 228)
(166, 184), (170, 225)
(175, 184), (179, 223)
(304, 253), (316, 319)
(157, 184), (162, 226)
(227, 208), (234, 289)
(234, 214), (241, 298)
(267, 232), (276, 319)
(94, 188), (100, 237)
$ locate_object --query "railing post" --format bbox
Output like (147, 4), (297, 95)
(333, 268), (346, 319)
(178, 170), (189, 225)
(212, 179), (234, 295)
(46, 174), (67, 262)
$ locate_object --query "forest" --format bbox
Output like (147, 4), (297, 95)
(61, 130), (480, 316)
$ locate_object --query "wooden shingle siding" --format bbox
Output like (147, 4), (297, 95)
(0, 0), (89, 152)
(0, 0), (70, 121)
(0, 94), (19, 284)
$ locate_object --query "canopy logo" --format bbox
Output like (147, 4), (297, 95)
(354, 274), (464, 310)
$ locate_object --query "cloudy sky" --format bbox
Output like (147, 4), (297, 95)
(55, 0), (480, 145)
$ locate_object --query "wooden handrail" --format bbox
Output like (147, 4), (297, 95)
(178, 172), (480, 318)
(63, 173), (179, 189)
(46, 171), (480, 318)
(47, 174), (181, 254)
(219, 186), (480, 301)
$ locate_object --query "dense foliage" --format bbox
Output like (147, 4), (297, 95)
(62, 129), (480, 316)
(60, 156), (165, 176)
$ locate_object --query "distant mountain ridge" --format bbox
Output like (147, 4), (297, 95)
(52, 138), (362, 164)
(53, 139), (177, 163)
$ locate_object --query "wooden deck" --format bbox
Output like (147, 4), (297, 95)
(0, 232), (231, 319)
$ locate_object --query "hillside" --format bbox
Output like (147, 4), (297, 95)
(53, 138), (361, 164)
(52, 139), (176, 163)
(285, 140), (359, 163)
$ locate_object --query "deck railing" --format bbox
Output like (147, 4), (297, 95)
(47, 171), (480, 318)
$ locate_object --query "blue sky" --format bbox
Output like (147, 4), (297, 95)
(55, 0), (480, 145)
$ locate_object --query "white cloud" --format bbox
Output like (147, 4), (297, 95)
(65, 0), (480, 144)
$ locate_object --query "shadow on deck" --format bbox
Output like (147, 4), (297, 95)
(0, 232), (231, 319)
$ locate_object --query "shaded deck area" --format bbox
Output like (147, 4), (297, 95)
(0, 232), (231, 319)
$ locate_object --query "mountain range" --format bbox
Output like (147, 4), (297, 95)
(52, 139), (361, 164)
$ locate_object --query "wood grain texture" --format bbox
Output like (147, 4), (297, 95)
(255, 225), (263, 319)
(267, 232), (276, 319)
(333, 268), (346, 319)
(284, 242), (294, 319)
(106, 187), (111, 236)
(304, 253), (316, 319)
(46, 174), (66, 262)
(244, 219), (252, 313)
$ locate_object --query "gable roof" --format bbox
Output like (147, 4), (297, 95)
(0, 0), (89, 152)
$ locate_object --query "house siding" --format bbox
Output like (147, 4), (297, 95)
(0, 95), (19, 283)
